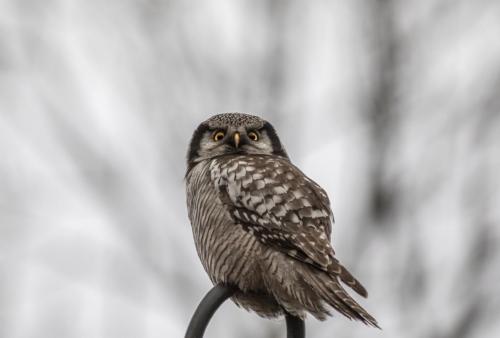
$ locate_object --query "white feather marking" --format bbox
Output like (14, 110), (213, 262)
(273, 186), (287, 194)
(310, 209), (326, 218)
(263, 177), (276, 184)
(255, 180), (265, 189)
(265, 198), (275, 210)
(227, 183), (239, 200)
(228, 162), (238, 172)
(249, 195), (261, 208)
(274, 205), (287, 217)
(241, 176), (253, 188)
(301, 199), (312, 207)
(252, 173), (264, 180)
(256, 203), (267, 215)
(235, 167), (247, 180)
(289, 212), (299, 223)
(272, 195), (283, 203)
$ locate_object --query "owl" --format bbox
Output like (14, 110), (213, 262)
(185, 113), (378, 327)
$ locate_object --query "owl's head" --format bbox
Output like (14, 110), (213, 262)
(187, 113), (289, 168)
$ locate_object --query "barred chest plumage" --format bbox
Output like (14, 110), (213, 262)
(185, 158), (267, 292)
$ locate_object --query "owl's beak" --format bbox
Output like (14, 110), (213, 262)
(233, 132), (241, 148)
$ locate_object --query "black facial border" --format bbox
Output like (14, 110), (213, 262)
(262, 122), (289, 159)
(187, 122), (210, 164)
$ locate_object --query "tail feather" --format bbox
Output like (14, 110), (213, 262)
(331, 284), (379, 328)
(338, 264), (368, 298)
(306, 273), (361, 321)
(328, 259), (368, 298)
(308, 271), (379, 328)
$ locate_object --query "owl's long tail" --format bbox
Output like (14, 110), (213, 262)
(329, 259), (368, 298)
(306, 271), (380, 328)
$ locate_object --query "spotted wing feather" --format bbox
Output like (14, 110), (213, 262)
(210, 154), (367, 297)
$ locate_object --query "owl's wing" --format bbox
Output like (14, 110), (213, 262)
(211, 155), (337, 271)
(211, 155), (368, 297)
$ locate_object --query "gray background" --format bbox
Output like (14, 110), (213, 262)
(1, 1), (500, 337)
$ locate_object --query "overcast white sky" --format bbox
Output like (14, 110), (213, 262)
(1, 1), (500, 338)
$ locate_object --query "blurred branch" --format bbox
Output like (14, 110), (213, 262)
(367, 0), (400, 224)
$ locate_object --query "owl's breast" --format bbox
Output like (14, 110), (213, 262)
(185, 160), (263, 289)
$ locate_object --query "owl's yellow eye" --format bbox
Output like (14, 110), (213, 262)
(248, 131), (259, 141)
(213, 131), (225, 141)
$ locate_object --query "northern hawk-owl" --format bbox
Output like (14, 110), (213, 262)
(185, 113), (378, 327)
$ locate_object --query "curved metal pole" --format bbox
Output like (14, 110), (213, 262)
(285, 313), (305, 338)
(185, 284), (305, 338)
(185, 284), (236, 338)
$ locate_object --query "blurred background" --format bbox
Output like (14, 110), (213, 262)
(1, 0), (500, 337)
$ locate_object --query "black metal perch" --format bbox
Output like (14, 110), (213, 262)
(185, 284), (305, 338)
